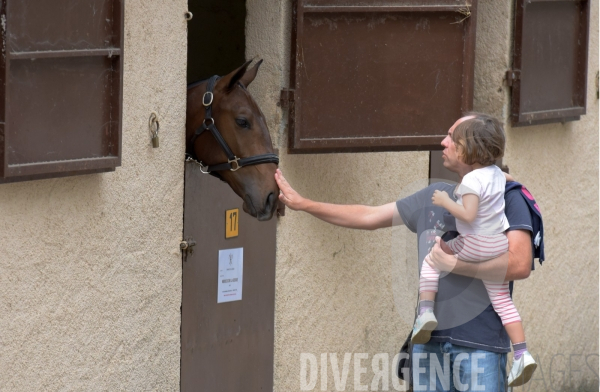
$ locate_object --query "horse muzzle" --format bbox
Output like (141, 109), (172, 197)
(243, 191), (277, 221)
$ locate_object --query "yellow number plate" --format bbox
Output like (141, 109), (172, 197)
(225, 208), (239, 238)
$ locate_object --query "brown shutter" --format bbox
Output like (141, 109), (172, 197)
(285, 0), (478, 153)
(0, 0), (124, 183)
(509, 0), (590, 127)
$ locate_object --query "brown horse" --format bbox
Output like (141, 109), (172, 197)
(186, 60), (279, 221)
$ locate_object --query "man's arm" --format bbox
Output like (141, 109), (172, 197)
(275, 169), (401, 230)
(425, 229), (532, 281)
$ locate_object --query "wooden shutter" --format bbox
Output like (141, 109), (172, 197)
(284, 0), (478, 153)
(508, 0), (590, 127)
(0, 0), (123, 183)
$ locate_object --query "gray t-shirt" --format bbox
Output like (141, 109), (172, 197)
(396, 182), (533, 353)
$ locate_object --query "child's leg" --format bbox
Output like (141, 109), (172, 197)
(418, 237), (458, 308)
(439, 238), (455, 255)
(482, 280), (522, 326)
(495, 284), (537, 387)
(413, 237), (459, 344)
(418, 261), (438, 318)
(455, 235), (531, 355)
(413, 261), (440, 344)
(505, 322), (525, 344)
(419, 261), (440, 302)
(453, 234), (536, 385)
(482, 280), (528, 356)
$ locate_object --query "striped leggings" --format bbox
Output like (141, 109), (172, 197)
(420, 233), (521, 326)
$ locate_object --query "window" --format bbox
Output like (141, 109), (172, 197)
(508, 0), (590, 127)
(0, 0), (124, 183)
(284, 0), (478, 153)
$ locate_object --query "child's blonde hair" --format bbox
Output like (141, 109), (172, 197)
(451, 113), (505, 166)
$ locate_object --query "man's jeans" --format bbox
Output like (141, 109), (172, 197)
(412, 341), (507, 392)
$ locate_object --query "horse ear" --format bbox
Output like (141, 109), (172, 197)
(239, 59), (263, 87)
(218, 60), (253, 93)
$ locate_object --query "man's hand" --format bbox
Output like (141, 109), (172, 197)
(504, 172), (515, 182)
(425, 237), (458, 272)
(274, 169), (306, 211)
(432, 190), (450, 207)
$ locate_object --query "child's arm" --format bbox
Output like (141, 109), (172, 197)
(504, 172), (515, 182)
(431, 191), (479, 223)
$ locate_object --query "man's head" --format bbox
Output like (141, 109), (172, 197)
(441, 115), (474, 175)
(451, 113), (505, 166)
(441, 113), (504, 174)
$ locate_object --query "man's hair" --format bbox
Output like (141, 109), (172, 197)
(451, 112), (505, 166)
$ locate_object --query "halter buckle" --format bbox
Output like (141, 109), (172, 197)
(202, 91), (214, 107)
(228, 157), (241, 171)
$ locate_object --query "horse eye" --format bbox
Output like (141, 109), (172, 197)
(235, 118), (250, 129)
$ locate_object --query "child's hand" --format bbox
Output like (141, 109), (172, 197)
(432, 190), (450, 207)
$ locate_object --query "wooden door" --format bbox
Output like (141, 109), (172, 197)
(181, 162), (277, 391)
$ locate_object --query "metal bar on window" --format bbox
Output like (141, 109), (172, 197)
(7, 156), (120, 177)
(518, 107), (586, 122)
(9, 48), (122, 60)
(528, 0), (582, 2)
(303, 5), (469, 13)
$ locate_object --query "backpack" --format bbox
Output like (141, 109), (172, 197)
(505, 181), (545, 266)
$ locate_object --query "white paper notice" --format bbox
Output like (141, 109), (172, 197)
(217, 247), (243, 303)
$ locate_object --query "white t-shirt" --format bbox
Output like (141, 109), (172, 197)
(454, 165), (510, 235)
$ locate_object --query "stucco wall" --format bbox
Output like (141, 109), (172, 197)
(247, 1), (599, 391)
(473, 1), (599, 391)
(500, 1), (600, 390)
(2, 0), (594, 390)
(247, 1), (428, 391)
(0, 1), (187, 390)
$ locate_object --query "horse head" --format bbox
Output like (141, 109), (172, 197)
(186, 60), (279, 221)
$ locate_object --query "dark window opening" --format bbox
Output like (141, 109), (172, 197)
(187, 0), (246, 84)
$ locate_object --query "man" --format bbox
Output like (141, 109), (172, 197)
(275, 114), (536, 391)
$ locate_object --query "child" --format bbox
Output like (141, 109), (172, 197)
(411, 116), (537, 387)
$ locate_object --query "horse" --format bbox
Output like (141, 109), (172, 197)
(186, 60), (280, 221)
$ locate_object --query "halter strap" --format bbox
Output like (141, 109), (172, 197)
(188, 75), (279, 175)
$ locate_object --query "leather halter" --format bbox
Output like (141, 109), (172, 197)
(187, 75), (279, 176)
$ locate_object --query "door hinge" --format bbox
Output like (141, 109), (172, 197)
(180, 238), (197, 258)
(278, 88), (295, 108)
(505, 69), (521, 87)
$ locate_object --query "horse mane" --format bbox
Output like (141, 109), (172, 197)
(187, 78), (210, 89)
(187, 78), (247, 91)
